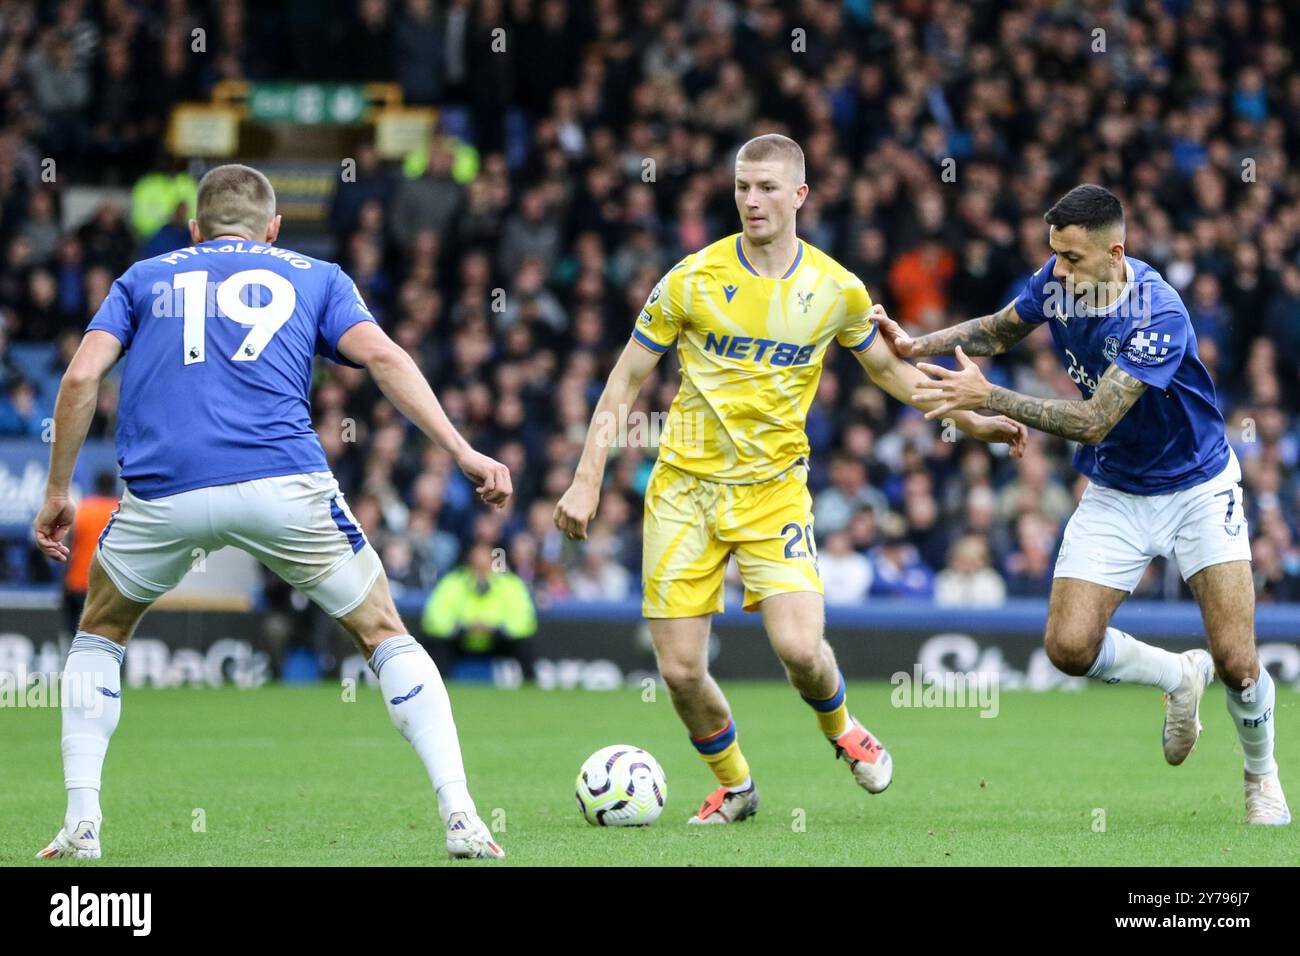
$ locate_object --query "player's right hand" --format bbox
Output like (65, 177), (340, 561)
(554, 480), (599, 541)
(871, 303), (916, 358)
(34, 495), (76, 563)
(456, 449), (512, 509)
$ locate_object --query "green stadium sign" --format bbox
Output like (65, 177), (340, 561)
(247, 83), (367, 125)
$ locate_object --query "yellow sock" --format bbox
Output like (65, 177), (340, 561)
(803, 672), (849, 738)
(691, 719), (751, 788)
(815, 702), (849, 738)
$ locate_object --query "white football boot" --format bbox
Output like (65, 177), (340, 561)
(688, 781), (760, 824)
(1162, 649), (1213, 765)
(445, 812), (505, 860)
(832, 716), (893, 793)
(1244, 770), (1292, 826)
(36, 819), (102, 860)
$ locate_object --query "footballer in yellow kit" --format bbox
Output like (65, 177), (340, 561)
(634, 234), (879, 618)
(555, 134), (1026, 824)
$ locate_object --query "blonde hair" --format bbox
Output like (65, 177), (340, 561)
(736, 133), (806, 185)
(195, 164), (276, 240)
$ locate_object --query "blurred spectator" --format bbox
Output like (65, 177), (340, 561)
(1264, 263), (1300, 367)
(1003, 513), (1058, 598)
(997, 448), (1074, 527)
(130, 169), (197, 243)
(62, 470), (119, 637)
(329, 140), (396, 250)
(814, 453), (887, 534)
(421, 541), (538, 681)
(380, 535), (433, 597)
(139, 201), (191, 260)
(498, 187), (561, 278)
(934, 533), (1007, 608)
(888, 232), (956, 328)
(394, 0), (443, 105)
(391, 137), (464, 253)
(19, 190), (60, 265)
(89, 35), (147, 181)
(78, 201), (134, 274)
(26, 29), (91, 159)
(869, 521), (934, 599)
(817, 530), (872, 605)
(569, 529), (631, 600)
(1251, 535), (1300, 602)
(342, 0), (396, 82)
(0, 377), (48, 435)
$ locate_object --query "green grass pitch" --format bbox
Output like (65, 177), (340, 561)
(3, 680), (1295, 866)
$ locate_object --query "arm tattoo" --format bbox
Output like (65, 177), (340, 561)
(986, 365), (1147, 444)
(911, 303), (1034, 357)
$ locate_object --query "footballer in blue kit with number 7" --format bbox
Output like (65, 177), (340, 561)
(885, 183), (1289, 826)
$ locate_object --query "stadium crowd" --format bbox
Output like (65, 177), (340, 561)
(2, 0), (1300, 605)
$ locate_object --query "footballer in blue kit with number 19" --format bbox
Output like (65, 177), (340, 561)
(33, 165), (514, 860)
(878, 184), (1289, 826)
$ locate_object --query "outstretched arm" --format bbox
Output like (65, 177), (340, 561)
(34, 330), (123, 561)
(854, 335), (1028, 457)
(338, 321), (512, 507)
(913, 348), (1148, 445)
(554, 339), (663, 539)
(875, 301), (1036, 358)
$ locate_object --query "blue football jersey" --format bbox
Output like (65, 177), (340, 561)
(1013, 255), (1229, 494)
(86, 239), (378, 499)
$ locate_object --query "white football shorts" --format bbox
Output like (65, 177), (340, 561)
(95, 471), (383, 617)
(1054, 448), (1252, 592)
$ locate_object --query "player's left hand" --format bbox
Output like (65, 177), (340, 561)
(969, 414), (1029, 458)
(913, 347), (993, 418)
(457, 449), (513, 509)
(34, 495), (76, 562)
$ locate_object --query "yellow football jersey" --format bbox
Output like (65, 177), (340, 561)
(632, 234), (877, 483)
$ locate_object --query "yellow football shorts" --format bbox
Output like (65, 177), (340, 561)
(641, 457), (823, 617)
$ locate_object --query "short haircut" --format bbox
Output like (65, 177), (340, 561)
(195, 164), (276, 240)
(736, 133), (806, 185)
(1044, 184), (1124, 234)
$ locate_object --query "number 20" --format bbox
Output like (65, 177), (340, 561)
(782, 522), (817, 561)
(173, 269), (297, 365)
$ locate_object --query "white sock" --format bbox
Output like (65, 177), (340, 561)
(726, 776), (753, 794)
(1225, 665), (1278, 775)
(1085, 627), (1183, 693)
(370, 635), (475, 823)
(61, 633), (125, 833)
